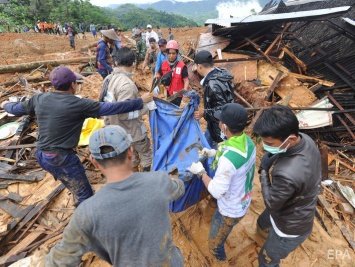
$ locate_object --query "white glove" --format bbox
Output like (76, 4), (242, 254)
(146, 100), (157, 110)
(153, 86), (159, 96)
(187, 162), (206, 178)
(201, 148), (216, 158)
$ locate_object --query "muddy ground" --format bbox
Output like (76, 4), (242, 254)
(0, 28), (354, 267)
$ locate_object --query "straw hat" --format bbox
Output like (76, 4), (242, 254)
(100, 29), (121, 41)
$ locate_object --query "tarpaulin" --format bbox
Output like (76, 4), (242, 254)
(149, 92), (215, 212)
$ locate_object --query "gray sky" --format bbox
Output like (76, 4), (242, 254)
(90, 0), (195, 7)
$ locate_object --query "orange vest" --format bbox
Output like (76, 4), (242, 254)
(161, 60), (185, 96)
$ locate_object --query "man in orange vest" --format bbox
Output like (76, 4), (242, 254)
(155, 40), (189, 106)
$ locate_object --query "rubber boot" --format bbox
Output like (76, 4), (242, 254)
(132, 166), (140, 172)
(142, 166), (151, 172)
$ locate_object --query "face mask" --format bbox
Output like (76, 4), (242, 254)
(262, 136), (291, 154)
(219, 124), (227, 141)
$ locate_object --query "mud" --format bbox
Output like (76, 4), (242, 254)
(1, 28), (354, 267)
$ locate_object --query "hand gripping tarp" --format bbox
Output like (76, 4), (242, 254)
(149, 92), (215, 212)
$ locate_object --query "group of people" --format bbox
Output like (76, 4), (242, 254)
(96, 26), (188, 107)
(1, 37), (322, 266)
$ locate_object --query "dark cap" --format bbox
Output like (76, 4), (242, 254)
(214, 103), (248, 131)
(50, 66), (82, 90)
(158, 38), (167, 46)
(149, 37), (156, 43)
(89, 126), (132, 160)
(134, 33), (140, 38)
(194, 50), (213, 64)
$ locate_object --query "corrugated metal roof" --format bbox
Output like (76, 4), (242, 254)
(205, 6), (351, 27)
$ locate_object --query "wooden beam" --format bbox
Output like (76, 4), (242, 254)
(0, 173), (40, 182)
(0, 57), (96, 74)
(318, 195), (355, 249)
(289, 73), (335, 87)
(265, 22), (292, 55)
(264, 70), (284, 101)
(326, 92), (355, 126)
(283, 47), (307, 72)
(244, 38), (275, 65)
(0, 143), (37, 151)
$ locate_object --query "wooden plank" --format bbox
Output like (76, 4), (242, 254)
(274, 76), (317, 107)
(215, 60), (258, 83)
(0, 173), (39, 182)
(264, 70), (284, 101)
(283, 47), (307, 72)
(326, 92), (355, 126)
(289, 72), (335, 87)
(196, 32), (230, 58)
(0, 200), (24, 218)
(318, 195), (355, 249)
(245, 38), (275, 65)
(0, 184), (65, 249)
(265, 22), (292, 55)
(0, 143), (37, 151)
(4, 231), (44, 257)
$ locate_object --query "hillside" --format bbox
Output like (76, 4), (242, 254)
(109, 0), (271, 25)
(106, 4), (199, 30)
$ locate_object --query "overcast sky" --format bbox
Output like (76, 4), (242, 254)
(90, 0), (195, 7)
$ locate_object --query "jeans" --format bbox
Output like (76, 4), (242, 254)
(36, 150), (93, 204)
(204, 129), (218, 150)
(208, 209), (242, 261)
(98, 69), (109, 79)
(258, 209), (311, 267)
(167, 91), (182, 107)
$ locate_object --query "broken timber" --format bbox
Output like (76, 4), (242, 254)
(0, 57), (96, 74)
(318, 195), (355, 249)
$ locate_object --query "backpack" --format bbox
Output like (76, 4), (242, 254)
(99, 73), (115, 102)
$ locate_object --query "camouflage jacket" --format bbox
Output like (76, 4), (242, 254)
(136, 39), (146, 62)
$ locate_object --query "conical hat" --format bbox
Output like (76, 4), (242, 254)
(100, 29), (121, 41)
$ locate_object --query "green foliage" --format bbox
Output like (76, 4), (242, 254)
(2, 0), (120, 30)
(1, 0), (198, 32)
(106, 4), (198, 30)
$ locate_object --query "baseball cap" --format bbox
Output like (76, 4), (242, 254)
(134, 33), (140, 38)
(89, 126), (132, 160)
(149, 37), (156, 43)
(194, 50), (213, 64)
(158, 38), (167, 46)
(50, 66), (82, 90)
(147, 24), (152, 29)
(214, 103), (248, 131)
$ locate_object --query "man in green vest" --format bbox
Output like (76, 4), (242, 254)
(188, 103), (256, 262)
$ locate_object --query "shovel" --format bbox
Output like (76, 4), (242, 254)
(150, 77), (160, 93)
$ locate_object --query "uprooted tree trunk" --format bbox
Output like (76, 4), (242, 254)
(0, 57), (96, 74)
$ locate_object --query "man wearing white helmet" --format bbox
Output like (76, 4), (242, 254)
(145, 24), (158, 48)
(156, 40), (189, 106)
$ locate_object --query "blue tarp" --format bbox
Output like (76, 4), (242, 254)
(149, 93), (215, 212)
